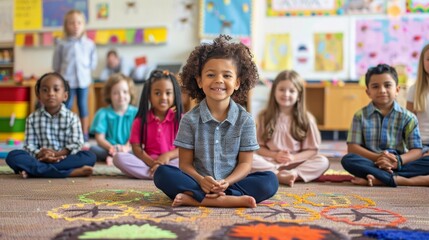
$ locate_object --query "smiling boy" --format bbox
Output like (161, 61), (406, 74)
(341, 64), (429, 187)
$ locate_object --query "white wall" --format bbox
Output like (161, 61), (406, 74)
(14, 0), (199, 78)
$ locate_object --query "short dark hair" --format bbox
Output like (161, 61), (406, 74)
(106, 49), (118, 58)
(35, 72), (70, 103)
(365, 64), (398, 87)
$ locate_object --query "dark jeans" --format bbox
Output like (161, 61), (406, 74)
(341, 153), (429, 187)
(89, 145), (109, 162)
(154, 165), (279, 203)
(6, 149), (96, 178)
(66, 87), (89, 117)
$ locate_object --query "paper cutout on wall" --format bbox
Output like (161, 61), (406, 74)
(109, 30), (126, 44)
(96, 3), (109, 19)
(86, 30), (96, 41)
(314, 33), (343, 72)
(95, 30), (110, 45)
(387, 0), (406, 17)
(294, 44), (312, 71)
(135, 29), (144, 43)
(267, 0), (344, 16)
(42, 32), (54, 46)
(343, 0), (386, 14)
(406, 0), (429, 12)
(262, 34), (292, 71)
(144, 28), (167, 44)
(135, 56), (147, 66)
(15, 34), (25, 47)
(355, 18), (429, 79)
(200, 0), (252, 37)
(15, 28), (167, 47)
(14, 0), (42, 30)
(125, 29), (136, 43)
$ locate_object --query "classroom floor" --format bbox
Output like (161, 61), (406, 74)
(1, 142), (429, 239)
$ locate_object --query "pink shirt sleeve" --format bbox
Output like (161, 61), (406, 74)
(129, 117), (142, 144)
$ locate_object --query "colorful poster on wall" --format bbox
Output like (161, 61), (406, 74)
(355, 18), (429, 79)
(314, 33), (343, 72)
(267, 0), (344, 16)
(406, 0), (429, 12)
(43, 0), (88, 27)
(343, 0), (386, 14)
(14, 0), (42, 31)
(262, 34), (292, 71)
(199, 0), (252, 38)
(96, 3), (109, 20)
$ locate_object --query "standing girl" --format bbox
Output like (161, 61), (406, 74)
(154, 35), (278, 208)
(407, 43), (429, 156)
(6, 72), (96, 178)
(252, 70), (329, 187)
(53, 9), (97, 141)
(89, 73), (138, 165)
(113, 70), (183, 179)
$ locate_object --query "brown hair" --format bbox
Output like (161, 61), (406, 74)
(103, 73), (136, 105)
(259, 70), (310, 142)
(413, 44), (429, 112)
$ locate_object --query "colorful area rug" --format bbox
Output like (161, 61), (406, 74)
(42, 189), (420, 239)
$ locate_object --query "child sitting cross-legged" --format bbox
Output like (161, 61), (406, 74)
(342, 64), (429, 187)
(6, 72), (96, 178)
(89, 73), (138, 165)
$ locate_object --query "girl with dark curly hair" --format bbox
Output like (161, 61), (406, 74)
(154, 35), (278, 208)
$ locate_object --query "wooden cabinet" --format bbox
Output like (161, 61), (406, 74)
(0, 43), (14, 81)
(306, 84), (369, 130)
(250, 83), (369, 131)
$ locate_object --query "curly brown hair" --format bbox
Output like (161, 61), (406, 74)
(180, 35), (259, 105)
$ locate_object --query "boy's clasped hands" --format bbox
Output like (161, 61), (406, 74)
(375, 151), (399, 173)
(199, 176), (229, 198)
(36, 148), (66, 163)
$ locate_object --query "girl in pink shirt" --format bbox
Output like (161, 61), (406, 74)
(252, 70), (329, 186)
(113, 70), (183, 179)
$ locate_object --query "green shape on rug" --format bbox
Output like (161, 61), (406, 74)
(0, 165), (13, 174)
(78, 224), (177, 239)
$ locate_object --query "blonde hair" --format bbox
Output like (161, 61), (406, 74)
(63, 9), (86, 38)
(414, 44), (429, 112)
(103, 73), (136, 106)
(258, 70), (310, 142)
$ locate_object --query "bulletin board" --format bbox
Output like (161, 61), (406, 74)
(199, 0), (253, 38)
(253, 7), (353, 81)
(13, 0), (170, 46)
(253, 0), (429, 81)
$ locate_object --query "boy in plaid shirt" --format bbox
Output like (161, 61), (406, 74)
(342, 64), (429, 187)
(6, 72), (96, 178)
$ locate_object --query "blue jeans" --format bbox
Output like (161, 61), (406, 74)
(341, 153), (429, 187)
(66, 87), (89, 118)
(6, 149), (96, 178)
(89, 145), (109, 162)
(154, 165), (279, 203)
